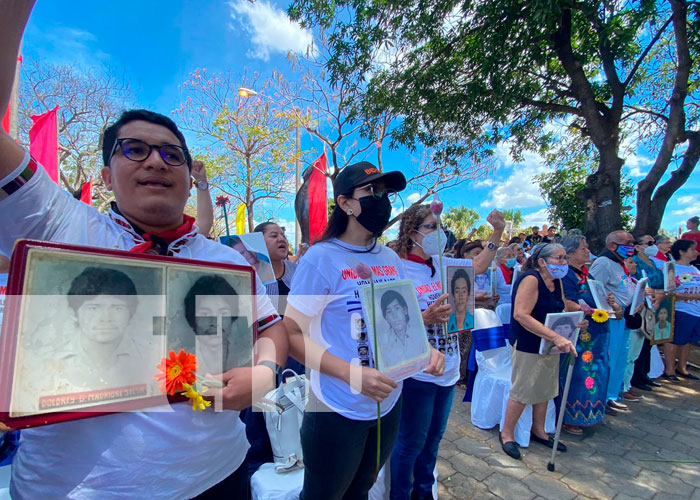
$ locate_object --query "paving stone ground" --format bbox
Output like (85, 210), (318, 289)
(436, 375), (700, 500)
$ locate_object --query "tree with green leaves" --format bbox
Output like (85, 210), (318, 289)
(442, 206), (480, 239)
(289, 0), (699, 252)
(174, 69), (300, 232)
(501, 209), (524, 229)
(536, 164), (635, 232)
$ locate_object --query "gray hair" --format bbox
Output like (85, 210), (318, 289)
(523, 242), (565, 271)
(561, 235), (587, 255)
(654, 234), (670, 244)
(495, 246), (512, 260)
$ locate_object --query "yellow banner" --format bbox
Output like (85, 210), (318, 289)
(235, 203), (246, 234)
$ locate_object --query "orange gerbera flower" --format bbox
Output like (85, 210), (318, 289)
(155, 349), (197, 395)
(581, 351), (593, 363)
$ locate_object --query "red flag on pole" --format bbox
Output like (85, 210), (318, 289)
(79, 180), (92, 205)
(294, 151), (328, 244)
(29, 105), (59, 183)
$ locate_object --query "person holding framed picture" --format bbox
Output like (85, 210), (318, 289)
(283, 163), (445, 500)
(664, 240), (700, 381)
(0, 4), (289, 497)
(500, 243), (586, 460)
(389, 202), (504, 500)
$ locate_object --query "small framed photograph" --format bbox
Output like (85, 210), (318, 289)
(539, 311), (585, 355)
(651, 296), (675, 345)
(629, 277), (648, 315)
(587, 279), (615, 313)
(664, 261), (677, 292)
(220, 232), (275, 284)
(0, 240), (256, 429)
(445, 266), (475, 333)
(360, 280), (431, 381)
(474, 271), (492, 297)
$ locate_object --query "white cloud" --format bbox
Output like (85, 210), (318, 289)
(480, 151), (549, 209)
(672, 204), (700, 216)
(677, 195), (695, 205)
(229, 0), (315, 61)
(473, 178), (495, 188)
(624, 153), (654, 178)
(42, 27), (109, 66)
(407, 192), (421, 203)
(521, 208), (550, 228)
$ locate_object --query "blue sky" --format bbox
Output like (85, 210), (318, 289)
(21, 0), (699, 241)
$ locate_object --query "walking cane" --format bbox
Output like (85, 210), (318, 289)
(547, 352), (575, 472)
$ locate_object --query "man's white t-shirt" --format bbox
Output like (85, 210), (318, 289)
(405, 256), (472, 387)
(287, 239), (405, 420)
(0, 151), (280, 499)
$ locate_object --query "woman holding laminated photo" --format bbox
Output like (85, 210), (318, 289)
(500, 243), (588, 460)
(390, 203), (504, 500)
(283, 163), (444, 500)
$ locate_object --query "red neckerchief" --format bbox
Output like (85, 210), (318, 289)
(499, 263), (513, 284)
(577, 264), (589, 285)
(655, 251), (669, 262)
(129, 215), (197, 254)
(406, 253), (436, 277)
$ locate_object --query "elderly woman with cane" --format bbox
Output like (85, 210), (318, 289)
(500, 243), (587, 460)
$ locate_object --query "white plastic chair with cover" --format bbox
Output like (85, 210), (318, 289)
(495, 303), (511, 326)
(470, 308), (556, 447)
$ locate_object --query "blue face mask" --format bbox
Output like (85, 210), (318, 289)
(547, 263), (569, 279)
(616, 244), (634, 259)
(506, 258), (517, 268)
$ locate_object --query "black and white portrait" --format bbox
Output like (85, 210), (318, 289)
(9, 250), (165, 416)
(165, 266), (254, 376)
(360, 280), (430, 381)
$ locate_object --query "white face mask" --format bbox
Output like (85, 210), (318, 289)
(644, 245), (658, 257)
(413, 229), (447, 256)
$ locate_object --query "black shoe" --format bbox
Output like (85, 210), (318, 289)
(499, 433), (521, 460)
(632, 383), (653, 392)
(676, 370), (700, 381)
(662, 373), (681, 382)
(646, 379), (662, 387)
(605, 406), (619, 416)
(530, 433), (567, 452)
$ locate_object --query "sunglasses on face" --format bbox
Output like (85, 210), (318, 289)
(356, 184), (398, 203)
(109, 138), (188, 167)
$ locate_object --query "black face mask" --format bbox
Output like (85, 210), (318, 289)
(355, 195), (392, 238)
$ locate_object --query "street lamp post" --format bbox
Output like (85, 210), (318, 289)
(238, 87), (302, 251)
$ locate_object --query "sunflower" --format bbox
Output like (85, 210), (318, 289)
(591, 309), (609, 323)
(679, 274), (693, 284)
(580, 331), (591, 343)
(181, 383), (211, 411)
(155, 349), (197, 395)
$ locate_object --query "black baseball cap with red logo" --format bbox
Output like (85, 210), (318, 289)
(332, 161), (407, 200)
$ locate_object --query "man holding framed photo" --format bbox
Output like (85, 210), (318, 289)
(0, 2), (288, 498)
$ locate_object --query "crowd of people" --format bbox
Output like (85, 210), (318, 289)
(1, 3), (699, 499)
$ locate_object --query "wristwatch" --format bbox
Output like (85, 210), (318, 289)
(486, 241), (497, 251)
(257, 360), (282, 378)
(195, 180), (209, 191)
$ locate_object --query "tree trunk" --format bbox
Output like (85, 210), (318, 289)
(246, 156), (254, 233)
(635, 130), (700, 238)
(580, 149), (624, 254)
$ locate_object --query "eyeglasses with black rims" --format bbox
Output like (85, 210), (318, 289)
(547, 255), (569, 263)
(109, 138), (189, 167)
(356, 183), (398, 203)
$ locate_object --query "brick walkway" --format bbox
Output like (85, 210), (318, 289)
(437, 377), (700, 500)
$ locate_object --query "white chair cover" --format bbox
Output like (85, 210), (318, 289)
(470, 309), (555, 447)
(495, 303), (511, 326)
(251, 459), (439, 500)
(0, 464), (11, 500)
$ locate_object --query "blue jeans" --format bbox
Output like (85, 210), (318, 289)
(390, 378), (455, 500)
(606, 319), (630, 402)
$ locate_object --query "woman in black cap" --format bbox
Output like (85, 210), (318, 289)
(284, 161), (445, 500)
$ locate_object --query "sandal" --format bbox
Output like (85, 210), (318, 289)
(563, 424), (583, 436)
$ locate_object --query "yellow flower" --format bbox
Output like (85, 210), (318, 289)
(181, 383), (211, 412)
(591, 309), (609, 323)
(580, 331), (591, 342)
